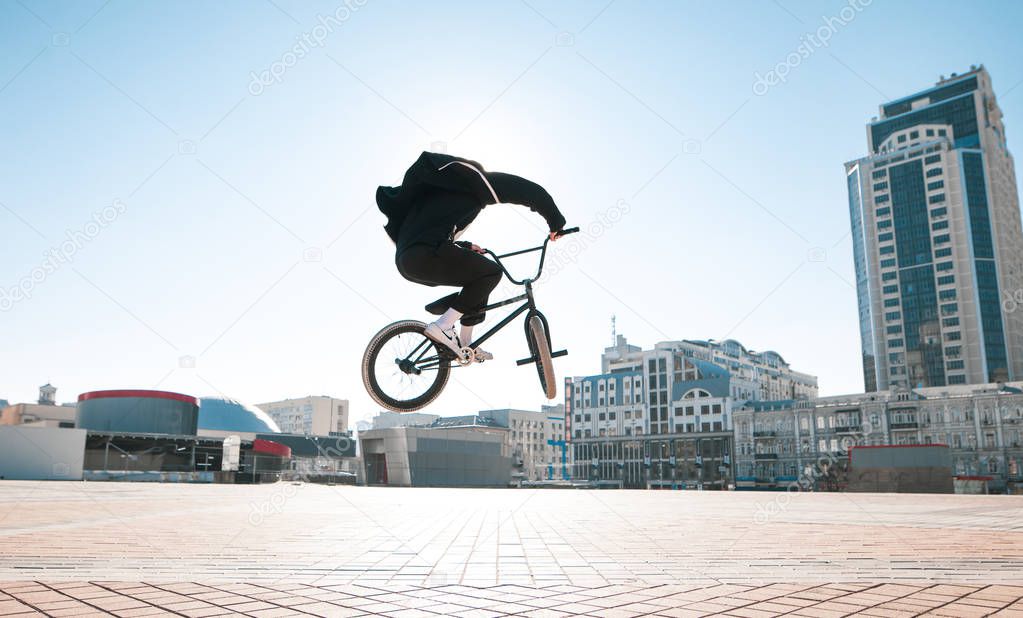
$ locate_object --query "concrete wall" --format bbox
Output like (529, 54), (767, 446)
(847, 466), (954, 493)
(0, 426), (86, 480)
(848, 445), (953, 493)
(408, 432), (510, 487)
(359, 427), (511, 487)
(851, 445), (952, 468)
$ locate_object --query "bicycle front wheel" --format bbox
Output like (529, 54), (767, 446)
(362, 320), (451, 412)
(526, 314), (557, 399)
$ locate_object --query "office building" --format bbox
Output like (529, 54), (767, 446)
(845, 65), (1023, 390)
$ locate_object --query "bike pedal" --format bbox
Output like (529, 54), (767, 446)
(516, 356), (537, 366)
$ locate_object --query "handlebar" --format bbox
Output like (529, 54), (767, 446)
(485, 227), (579, 285)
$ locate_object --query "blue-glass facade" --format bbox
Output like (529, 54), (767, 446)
(871, 94), (980, 151)
(881, 76), (978, 118)
(890, 160), (945, 387)
(847, 167), (877, 391)
(78, 394), (199, 435)
(198, 397), (282, 433)
(849, 69), (1021, 389)
(962, 151), (1009, 382)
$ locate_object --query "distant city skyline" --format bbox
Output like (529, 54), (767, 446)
(2, 1), (1023, 419)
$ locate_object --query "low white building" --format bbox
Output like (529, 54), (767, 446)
(478, 407), (569, 482)
(257, 396), (349, 437)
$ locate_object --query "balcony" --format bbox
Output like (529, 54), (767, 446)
(753, 431), (776, 438)
(890, 422), (918, 430)
(833, 425), (860, 434)
(754, 453), (778, 460)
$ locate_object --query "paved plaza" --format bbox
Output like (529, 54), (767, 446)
(1, 482), (1023, 616)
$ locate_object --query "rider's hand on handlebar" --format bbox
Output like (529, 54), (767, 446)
(549, 226), (579, 241)
(470, 243), (486, 254)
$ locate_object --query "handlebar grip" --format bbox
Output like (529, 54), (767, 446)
(560, 227), (580, 235)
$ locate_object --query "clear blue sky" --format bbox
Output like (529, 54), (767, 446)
(2, 0), (1022, 426)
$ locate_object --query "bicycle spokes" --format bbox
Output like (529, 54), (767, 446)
(376, 332), (443, 400)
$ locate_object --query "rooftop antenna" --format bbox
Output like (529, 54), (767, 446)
(611, 314), (617, 345)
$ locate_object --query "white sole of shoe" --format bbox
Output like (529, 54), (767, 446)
(424, 323), (463, 357)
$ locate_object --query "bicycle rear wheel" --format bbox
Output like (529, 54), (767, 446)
(525, 314), (556, 399)
(362, 320), (451, 412)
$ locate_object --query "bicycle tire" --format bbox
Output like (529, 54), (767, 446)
(526, 315), (557, 399)
(362, 320), (451, 412)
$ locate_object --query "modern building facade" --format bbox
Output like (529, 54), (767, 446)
(78, 390), (199, 435)
(257, 396), (349, 437)
(565, 335), (817, 488)
(732, 381), (1023, 492)
(359, 423), (511, 487)
(845, 65), (1023, 391)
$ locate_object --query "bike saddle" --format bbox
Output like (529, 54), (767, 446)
(425, 292), (458, 315)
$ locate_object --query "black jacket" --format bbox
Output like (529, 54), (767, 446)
(377, 151), (567, 253)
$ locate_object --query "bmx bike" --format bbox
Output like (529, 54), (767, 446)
(362, 227), (579, 412)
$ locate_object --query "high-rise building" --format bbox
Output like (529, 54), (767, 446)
(256, 396), (349, 437)
(845, 65), (1023, 391)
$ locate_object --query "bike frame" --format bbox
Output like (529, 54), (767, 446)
(396, 229), (578, 373)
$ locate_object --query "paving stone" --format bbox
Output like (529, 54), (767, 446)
(3, 484), (1023, 615)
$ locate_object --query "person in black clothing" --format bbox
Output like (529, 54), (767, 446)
(377, 151), (568, 360)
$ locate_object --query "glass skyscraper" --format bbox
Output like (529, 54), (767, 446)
(845, 66), (1023, 391)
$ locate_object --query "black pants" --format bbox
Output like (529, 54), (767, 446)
(396, 242), (502, 326)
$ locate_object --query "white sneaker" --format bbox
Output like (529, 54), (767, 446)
(424, 322), (464, 357)
(474, 348), (494, 362)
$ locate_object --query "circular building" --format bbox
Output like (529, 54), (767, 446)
(198, 396), (281, 435)
(77, 390), (200, 435)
